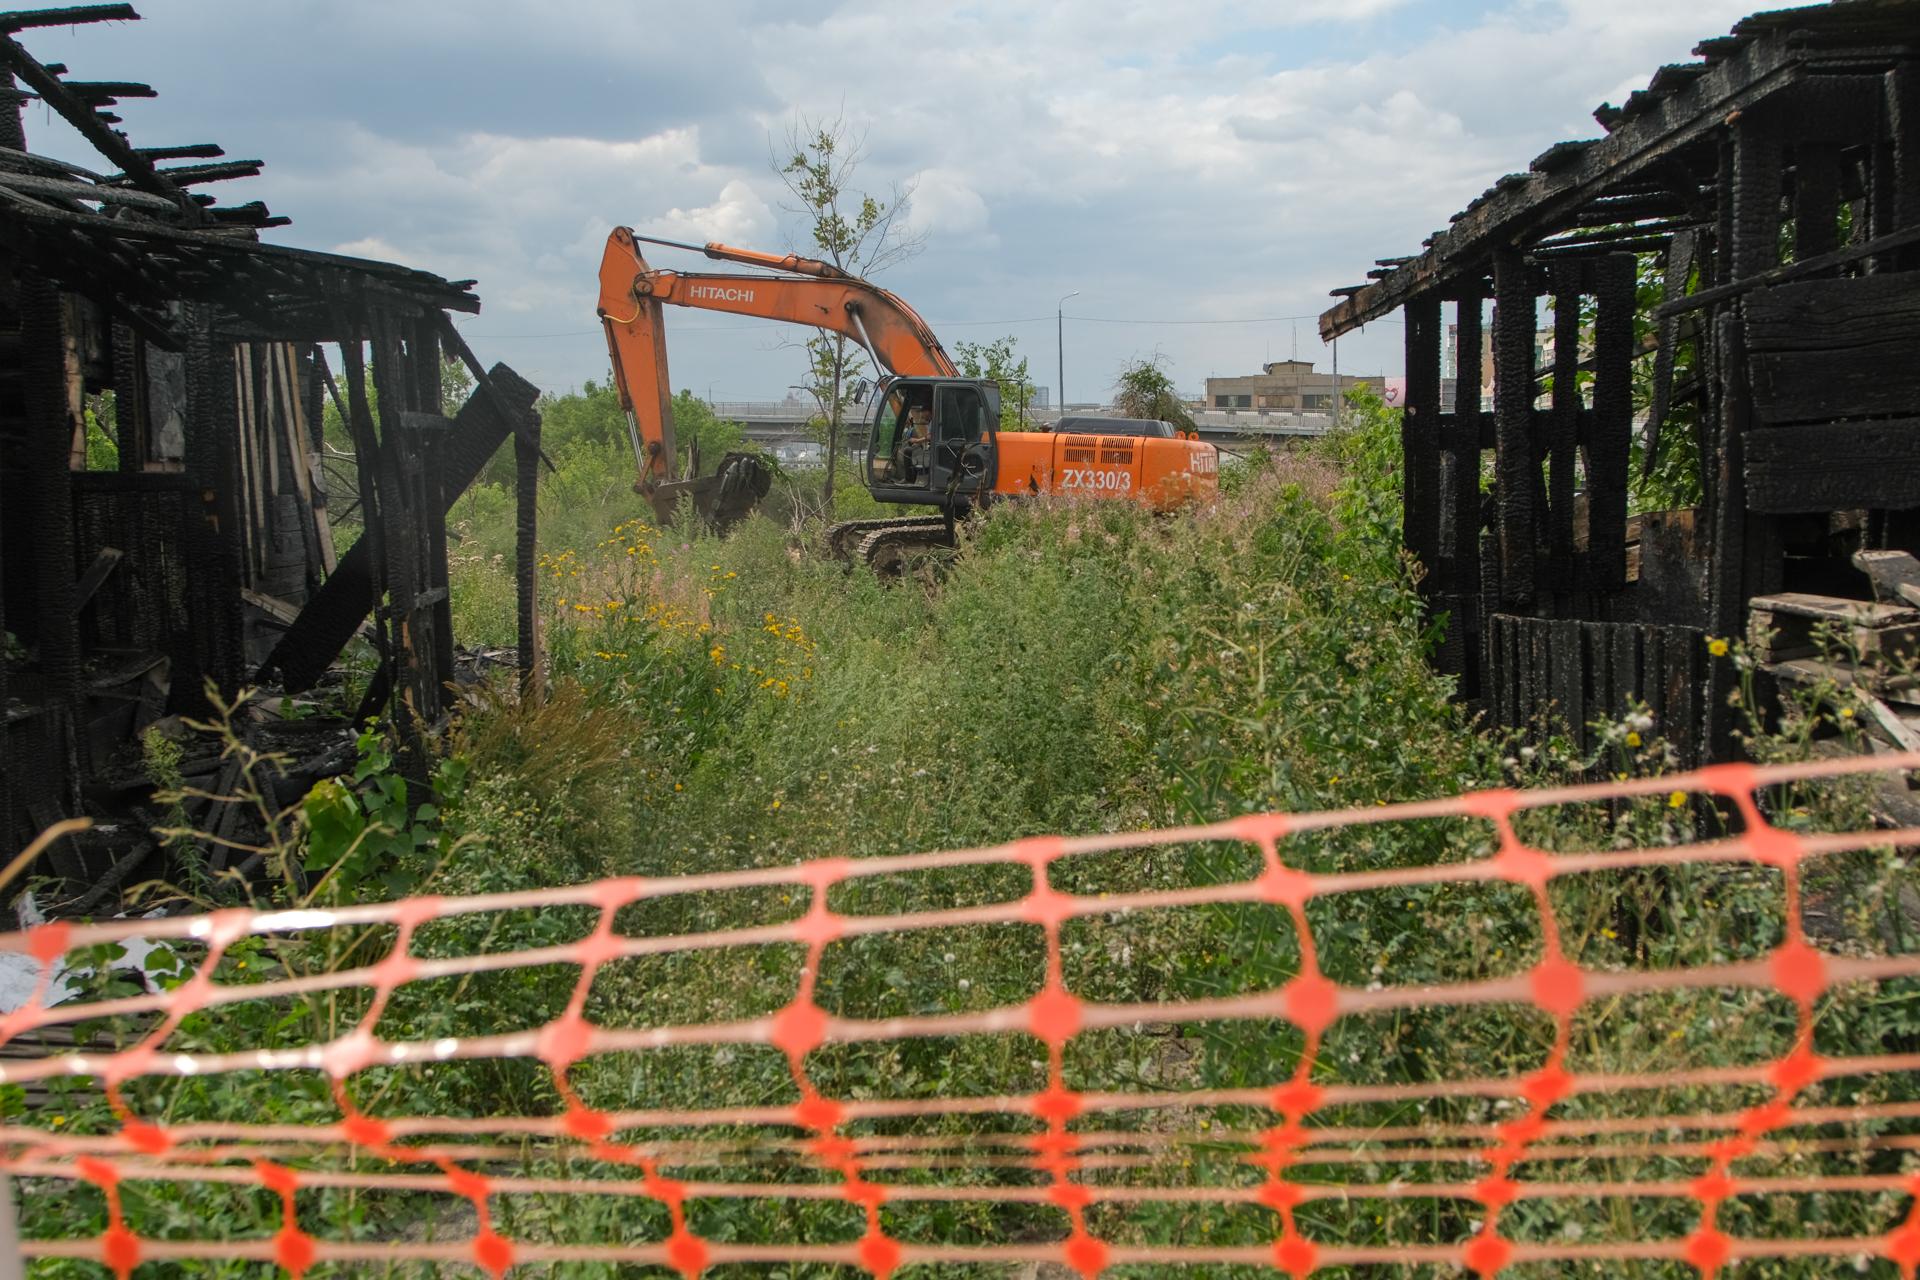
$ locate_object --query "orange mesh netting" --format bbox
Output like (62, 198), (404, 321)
(4, 753), (1920, 1276)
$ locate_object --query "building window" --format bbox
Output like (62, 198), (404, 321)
(1302, 393), (1329, 410)
(1214, 395), (1230, 407)
(1234, 394), (1252, 408)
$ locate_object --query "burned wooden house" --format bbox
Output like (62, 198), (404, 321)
(1, 5), (542, 859)
(1319, 0), (1920, 763)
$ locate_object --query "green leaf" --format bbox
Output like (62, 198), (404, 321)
(302, 777), (365, 872)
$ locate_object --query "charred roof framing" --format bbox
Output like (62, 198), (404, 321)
(1, 6), (544, 859)
(1320, 0), (1920, 765)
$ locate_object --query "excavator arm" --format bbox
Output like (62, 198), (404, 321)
(596, 226), (958, 523)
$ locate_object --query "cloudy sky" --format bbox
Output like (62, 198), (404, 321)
(22, 0), (1762, 404)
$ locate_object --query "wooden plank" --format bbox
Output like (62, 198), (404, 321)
(1747, 610), (1919, 663)
(1589, 624), (1614, 726)
(1744, 418), (1920, 514)
(271, 345), (326, 579)
(1749, 349), (1920, 426)
(1552, 619), (1585, 746)
(232, 346), (262, 585)
(1531, 618), (1552, 733)
(258, 340), (281, 499)
(1509, 617), (1527, 730)
(1854, 550), (1920, 608)
(1613, 620), (1642, 726)
(240, 588), (302, 627)
(1748, 593), (1919, 626)
(1745, 272), (1920, 424)
(1746, 271), (1920, 352)
(72, 546), (121, 610)
(1855, 689), (1920, 753)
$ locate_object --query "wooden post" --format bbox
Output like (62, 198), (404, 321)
(1547, 263), (1583, 596)
(1492, 250), (1537, 608)
(1588, 254), (1635, 594)
(411, 315), (455, 701)
(1447, 293), (1485, 694)
(21, 270), (81, 793)
(1708, 110), (1783, 641)
(366, 306), (430, 741)
(516, 406), (543, 702)
(338, 332), (391, 687)
(1401, 294), (1444, 593)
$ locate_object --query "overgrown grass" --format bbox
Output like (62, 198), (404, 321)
(19, 399), (1920, 1276)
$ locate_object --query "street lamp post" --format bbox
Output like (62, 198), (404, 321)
(1057, 291), (1079, 419)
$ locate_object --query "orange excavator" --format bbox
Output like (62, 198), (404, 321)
(596, 227), (1219, 567)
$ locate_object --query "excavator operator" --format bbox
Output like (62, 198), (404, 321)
(894, 393), (934, 484)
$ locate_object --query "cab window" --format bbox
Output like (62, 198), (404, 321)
(869, 391), (905, 482)
(934, 385), (988, 446)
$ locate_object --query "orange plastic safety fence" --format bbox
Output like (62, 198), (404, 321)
(3, 754), (1920, 1276)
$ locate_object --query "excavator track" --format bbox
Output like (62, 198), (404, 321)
(855, 520), (957, 578)
(824, 514), (945, 561)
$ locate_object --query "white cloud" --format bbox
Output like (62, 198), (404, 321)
(907, 169), (993, 241)
(634, 179), (778, 247)
(66, 0), (1762, 398)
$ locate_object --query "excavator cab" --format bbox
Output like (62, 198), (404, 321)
(864, 377), (999, 511)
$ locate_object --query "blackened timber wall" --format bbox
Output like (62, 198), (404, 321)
(262, 361), (538, 699)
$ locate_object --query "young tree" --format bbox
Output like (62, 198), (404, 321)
(955, 336), (1037, 431)
(1110, 355), (1196, 432)
(773, 113), (926, 508)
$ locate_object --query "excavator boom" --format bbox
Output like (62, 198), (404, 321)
(596, 226), (961, 526)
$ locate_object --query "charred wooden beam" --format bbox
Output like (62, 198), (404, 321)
(1642, 229), (1697, 478)
(1402, 294), (1443, 594)
(436, 309), (552, 469)
(20, 267), (81, 790)
(0, 167), (174, 209)
(60, 78), (151, 105)
(1529, 235), (1674, 260)
(205, 200), (285, 228)
(131, 142), (221, 161)
(1746, 419), (1920, 514)
(1547, 263), (1582, 580)
(1536, 219), (1695, 250)
(0, 32), (194, 217)
(145, 159), (261, 186)
(1492, 251), (1537, 608)
(0, 5), (136, 33)
(1587, 254), (1635, 594)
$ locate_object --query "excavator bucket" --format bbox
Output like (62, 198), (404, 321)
(641, 451), (773, 534)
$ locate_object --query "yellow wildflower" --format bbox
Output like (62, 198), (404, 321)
(1707, 637), (1730, 657)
